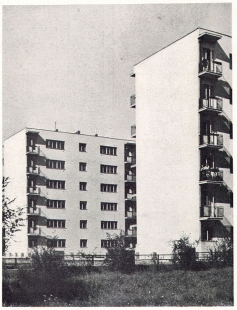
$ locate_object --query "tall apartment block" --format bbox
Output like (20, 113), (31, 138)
(131, 28), (232, 254)
(3, 128), (136, 257)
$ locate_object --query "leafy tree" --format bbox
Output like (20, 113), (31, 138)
(2, 177), (24, 255)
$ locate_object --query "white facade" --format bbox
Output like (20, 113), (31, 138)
(4, 128), (135, 257)
(133, 28), (232, 254)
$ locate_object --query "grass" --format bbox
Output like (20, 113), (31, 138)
(3, 267), (233, 307)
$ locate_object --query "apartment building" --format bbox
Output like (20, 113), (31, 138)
(131, 28), (232, 254)
(3, 128), (136, 257)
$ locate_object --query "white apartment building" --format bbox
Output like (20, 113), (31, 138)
(3, 128), (136, 257)
(132, 28), (232, 254)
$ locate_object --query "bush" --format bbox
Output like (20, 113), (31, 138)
(208, 238), (233, 268)
(171, 235), (196, 270)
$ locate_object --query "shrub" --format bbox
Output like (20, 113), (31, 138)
(171, 235), (196, 270)
(208, 238), (233, 268)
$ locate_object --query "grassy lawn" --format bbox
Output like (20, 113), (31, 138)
(6, 266), (232, 307)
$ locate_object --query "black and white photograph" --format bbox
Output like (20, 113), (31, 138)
(2, 1), (233, 306)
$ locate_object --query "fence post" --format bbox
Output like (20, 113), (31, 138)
(92, 255), (94, 266)
(15, 257), (17, 268)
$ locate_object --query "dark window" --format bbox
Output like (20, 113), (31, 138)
(46, 139), (64, 150)
(47, 239), (66, 248)
(80, 220), (87, 229)
(100, 146), (117, 156)
(79, 182), (87, 191)
(80, 239), (87, 248)
(101, 221), (117, 229)
(101, 184), (117, 193)
(46, 159), (65, 170)
(101, 239), (118, 248)
(47, 220), (66, 228)
(47, 200), (65, 209)
(47, 180), (65, 189)
(101, 202), (117, 211)
(230, 53), (232, 70)
(100, 165), (117, 174)
(79, 162), (87, 171)
(80, 201), (87, 210)
(79, 143), (86, 152)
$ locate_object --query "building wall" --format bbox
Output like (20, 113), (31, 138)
(4, 128), (133, 256)
(134, 29), (202, 254)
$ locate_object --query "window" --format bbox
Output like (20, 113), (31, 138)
(101, 221), (117, 229)
(79, 162), (87, 171)
(28, 239), (37, 248)
(217, 207), (224, 218)
(101, 240), (118, 248)
(100, 145), (117, 156)
(47, 239), (66, 248)
(47, 200), (65, 209)
(46, 159), (65, 170)
(100, 165), (117, 174)
(46, 139), (64, 150)
(47, 220), (66, 228)
(79, 182), (87, 191)
(79, 143), (86, 152)
(80, 201), (87, 210)
(230, 53), (232, 70)
(101, 184), (117, 193)
(80, 239), (87, 248)
(47, 180), (65, 189)
(101, 202), (117, 211)
(80, 220), (87, 229)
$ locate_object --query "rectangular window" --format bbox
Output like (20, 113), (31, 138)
(101, 239), (118, 248)
(217, 207), (224, 218)
(47, 239), (66, 248)
(100, 146), (117, 156)
(46, 139), (65, 150)
(79, 182), (87, 191)
(100, 165), (117, 174)
(101, 202), (117, 211)
(80, 220), (87, 229)
(80, 201), (87, 210)
(80, 239), (87, 248)
(101, 184), (117, 193)
(79, 162), (87, 171)
(79, 143), (86, 152)
(101, 221), (117, 230)
(47, 180), (65, 189)
(46, 159), (65, 170)
(47, 220), (66, 228)
(47, 200), (65, 209)
(230, 53), (232, 70)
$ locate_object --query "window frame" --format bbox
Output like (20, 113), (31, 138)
(100, 145), (117, 156)
(80, 201), (87, 210)
(79, 182), (87, 191)
(80, 239), (87, 248)
(46, 139), (65, 150)
(80, 220), (87, 229)
(79, 162), (87, 172)
(79, 143), (87, 152)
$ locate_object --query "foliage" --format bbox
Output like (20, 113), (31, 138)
(171, 234), (196, 270)
(104, 231), (135, 273)
(2, 177), (24, 255)
(208, 238), (233, 267)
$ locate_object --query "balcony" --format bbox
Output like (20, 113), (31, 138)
(126, 227), (137, 237)
(200, 168), (223, 184)
(131, 125), (136, 138)
(125, 174), (136, 182)
(26, 146), (40, 155)
(198, 60), (222, 79)
(125, 192), (136, 201)
(130, 95), (136, 108)
(126, 211), (137, 219)
(199, 97), (223, 113)
(200, 205), (224, 219)
(125, 155), (136, 165)
(28, 227), (41, 236)
(27, 207), (41, 216)
(27, 187), (40, 196)
(199, 134), (223, 149)
(27, 166), (40, 176)
(198, 32), (222, 44)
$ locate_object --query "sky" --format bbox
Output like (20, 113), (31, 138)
(2, 2), (232, 141)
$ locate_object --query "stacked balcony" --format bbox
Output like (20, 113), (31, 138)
(200, 205), (224, 219)
(131, 125), (136, 138)
(198, 60), (222, 79)
(199, 97), (223, 113)
(130, 95), (136, 108)
(199, 134), (223, 149)
(199, 168), (223, 184)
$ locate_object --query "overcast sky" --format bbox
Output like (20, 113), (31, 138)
(2, 3), (232, 141)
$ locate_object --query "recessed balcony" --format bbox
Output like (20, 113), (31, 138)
(125, 156), (136, 165)
(198, 60), (222, 79)
(26, 146), (40, 155)
(27, 166), (40, 176)
(126, 226), (137, 237)
(200, 205), (224, 219)
(125, 174), (136, 182)
(126, 211), (137, 219)
(27, 187), (40, 195)
(28, 227), (41, 236)
(199, 97), (223, 113)
(125, 192), (136, 201)
(131, 125), (136, 138)
(199, 134), (223, 149)
(130, 95), (136, 108)
(199, 168), (223, 184)
(27, 207), (41, 216)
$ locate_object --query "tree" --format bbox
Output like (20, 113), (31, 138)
(2, 177), (24, 255)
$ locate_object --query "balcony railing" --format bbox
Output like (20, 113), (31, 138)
(125, 156), (136, 164)
(125, 175), (136, 182)
(27, 166), (40, 175)
(199, 97), (223, 111)
(130, 95), (136, 108)
(199, 60), (222, 78)
(131, 125), (136, 138)
(27, 187), (40, 195)
(126, 227), (137, 237)
(199, 134), (223, 147)
(200, 168), (223, 182)
(27, 207), (41, 215)
(126, 211), (137, 218)
(28, 227), (41, 235)
(26, 146), (40, 155)
(125, 193), (136, 200)
(200, 205), (224, 218)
